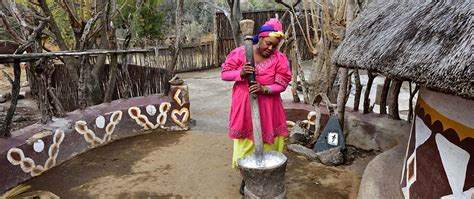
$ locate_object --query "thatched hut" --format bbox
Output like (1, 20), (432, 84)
(333, 0), (473, 198)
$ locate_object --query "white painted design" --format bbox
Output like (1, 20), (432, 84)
(7, 148), (25, 165)
(401, 120), (416, 185)
(435, 134), (470, 198)
(110, 111), (123, 123)
(328, 132), (338, 146)
(33, 140), (45, 153)
(406, 152), (416, 189)
(146, 105), (157, 116)
(95, 116), (106, 129)
(155, 102), (171, 129)
(441, 187), (474, 199)
(174, 89), (185, 106)
(7, 130), (65, 177)
(415, 116), (431, 148)
(401, 187), (409, 199)
(171, 107), (190, 129)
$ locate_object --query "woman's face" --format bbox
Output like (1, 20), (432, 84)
(257, 36), (280, 57)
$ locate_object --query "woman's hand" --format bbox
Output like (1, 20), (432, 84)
(240, 63), (254, 78)
(249, 81), (269, 94)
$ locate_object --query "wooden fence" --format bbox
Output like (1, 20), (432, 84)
(216, 10), (315, 66)
(51, 62), (169, 112)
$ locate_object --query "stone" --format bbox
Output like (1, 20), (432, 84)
(288, 144), (318, 160)
(316, 146), (344, 166)
(289, 121), (309, 144)
(0, 92), (11, 103)
(0, 106), (4, 112)
(345, 118), (399, 151)
(313, 116), (346, 153)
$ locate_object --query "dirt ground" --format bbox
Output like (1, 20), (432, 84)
(24, 131), (359, 198)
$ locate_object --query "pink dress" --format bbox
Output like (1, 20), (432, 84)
(221, 46), (292, 144)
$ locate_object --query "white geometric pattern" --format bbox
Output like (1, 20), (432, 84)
(440, 187), (474, 199)
(436, 134), (470, 199)
(415, 117), (431, 148)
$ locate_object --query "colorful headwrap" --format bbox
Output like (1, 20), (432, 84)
(252, 18), (285, 44)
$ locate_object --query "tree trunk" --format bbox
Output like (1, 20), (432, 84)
(104, 54), (118, 103)
(38, 73), (52, 123)
(353, 69), (362, 111)
(120, 54), (132, 98)
(388, 80), (402, 120)
(229, 0), (242, 46)
(89, 0), (111, 104)
(165, 0), (184, 94)
(344, 71), (352, 105)
(289, 13), (300, 103)
(408, 83), (420, 122)
(1, 60), (20, 137)
(363, 71), (376, 114)
(78, 56), (90, 109)
(337, 67), (349, 133)
(379, 77), (391, 114)
(47, 87), (65, 117)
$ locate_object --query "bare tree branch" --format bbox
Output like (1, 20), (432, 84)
(15, 18), (49, 54)
(0, 10), (26, 44)
(60, 0), (81, 28)
(38, 0), (70, 51)
(198, 1), (231, 18)
(9, 1), (33, 34)
(79, 11), (103, 50)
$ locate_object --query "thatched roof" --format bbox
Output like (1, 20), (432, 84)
(333, 0), (473, 99)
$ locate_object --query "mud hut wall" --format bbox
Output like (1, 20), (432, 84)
(400, 87), (473, 198)
(216, 10), (314, 66)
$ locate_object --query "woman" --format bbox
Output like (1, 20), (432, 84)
(221, 18), (291, 195)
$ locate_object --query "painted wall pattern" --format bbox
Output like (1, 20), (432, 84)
(0, 84), (190, 193)
(401, 88), (473, 199)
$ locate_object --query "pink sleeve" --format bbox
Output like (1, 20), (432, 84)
(268, 52), (292, 94)
(221, 47), (245, 82)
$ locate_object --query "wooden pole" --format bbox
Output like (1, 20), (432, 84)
(240, 19), (264, 166)
(2, 60), (21, 137)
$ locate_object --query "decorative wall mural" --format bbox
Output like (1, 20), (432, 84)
(75, 111), (123, 146)
(6, 130), (65, 177)
(174, 89), (186, 106)
(401, 96), (473, 199)
(128, 102), (172, 130)
(171, 107), (190, 129)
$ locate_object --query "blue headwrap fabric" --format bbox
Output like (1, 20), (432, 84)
(252, 26), (276, 44)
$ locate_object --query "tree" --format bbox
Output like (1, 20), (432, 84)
(0, 2), (49, 136)
(165, 0), (184, 91)
(199, 0), (243, 46)
(116, 0), (166, 45)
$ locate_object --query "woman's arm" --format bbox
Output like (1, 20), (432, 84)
(266, 53), (292, 94)
(221, 47), (245, 82)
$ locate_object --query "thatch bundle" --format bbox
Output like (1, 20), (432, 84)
(333, 0), (473, 99)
